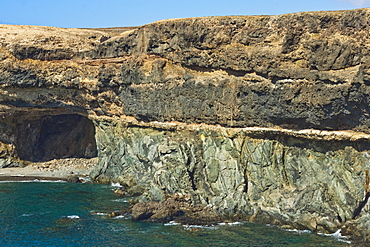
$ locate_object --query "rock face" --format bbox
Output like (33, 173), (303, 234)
(131, 193), (221, 225)
(1, 8), (370, 243)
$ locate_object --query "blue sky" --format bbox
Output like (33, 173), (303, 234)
(0, 0), (369, 28)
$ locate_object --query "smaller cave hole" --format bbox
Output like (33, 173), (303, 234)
(16, 114), (97, 162)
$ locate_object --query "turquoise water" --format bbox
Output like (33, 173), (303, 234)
(0, 182), (349, 247)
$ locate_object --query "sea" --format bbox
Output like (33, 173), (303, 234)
(0, 181), (350, 247)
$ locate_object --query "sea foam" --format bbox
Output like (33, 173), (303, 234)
(90, 211), (109, 216)
(218, 222), (243, 226)
(318, 229), (351, 244)
(110, 182), (122, 187)
(66, 215), (80, 219)
(164, 221), (181, 226)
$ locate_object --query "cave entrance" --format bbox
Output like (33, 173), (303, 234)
(16, 114), (97, 162)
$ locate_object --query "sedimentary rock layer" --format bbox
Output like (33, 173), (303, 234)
(1, 8), (370, 243)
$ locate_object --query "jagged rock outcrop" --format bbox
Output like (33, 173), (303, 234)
(1, 8), (370, 244)
(131, 193), (221, 225)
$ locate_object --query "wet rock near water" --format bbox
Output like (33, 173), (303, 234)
(341, 215), (370, 246)
(131, 193), (221, 225)
(108, 211), (124, 218)
(113, 188), (126, 196)
(66, 175), (83, 183)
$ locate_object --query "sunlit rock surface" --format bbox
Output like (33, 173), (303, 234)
(1, 8), (370, 244)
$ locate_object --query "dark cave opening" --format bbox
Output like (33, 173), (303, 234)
(16, 114), (97, 162)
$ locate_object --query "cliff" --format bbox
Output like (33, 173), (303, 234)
(1, 8), (370, 244)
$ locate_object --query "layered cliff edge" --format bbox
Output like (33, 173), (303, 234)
(1, 8), (370, 244)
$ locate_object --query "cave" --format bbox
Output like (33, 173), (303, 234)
(16, 114), (97, 162)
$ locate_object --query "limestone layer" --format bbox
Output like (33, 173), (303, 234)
(1, 8), (370, 244)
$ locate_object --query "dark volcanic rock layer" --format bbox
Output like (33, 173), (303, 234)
(1, 8), (370, 244)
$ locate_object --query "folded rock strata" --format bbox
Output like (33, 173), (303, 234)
(1, 8), (370, 244)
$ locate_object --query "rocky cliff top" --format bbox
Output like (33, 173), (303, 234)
(1, 8), (370, 136)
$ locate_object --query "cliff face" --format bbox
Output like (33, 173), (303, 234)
(91, 122), (370, 233)
(1, 8), (370, 242)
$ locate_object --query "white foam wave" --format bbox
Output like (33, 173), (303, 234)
(318, 229), (351, 244)
(21, 213), (34, 217)
(35, 180), (66, 183)
(112, 198), (130, 202)
(0, 180), (66, 183)
(183, 224), (219, 230)
(66, 215), (80, 219)
(90, 211), (108, 216)
(164, 221), (181, 226)
(110, 182), (122, 187)
(165, 221), (242, 228)
(80, 176), (91, 182)
(112, 215), (127, 219)
(284, 229), (312, 234)
(218, 222), (243, 226)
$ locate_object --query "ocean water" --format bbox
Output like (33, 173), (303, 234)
(0, 182), (349, 247)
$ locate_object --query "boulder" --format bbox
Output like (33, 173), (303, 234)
(66, 175), (82, 183)
(131, 193), (221, 225)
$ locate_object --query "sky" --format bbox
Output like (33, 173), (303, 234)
(0, 0), (369, 28)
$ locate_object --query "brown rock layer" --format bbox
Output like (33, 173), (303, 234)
(1, 9), (370, 131)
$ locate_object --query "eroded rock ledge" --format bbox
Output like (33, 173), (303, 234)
(1, 8), (370, 244)
(108, 116), (370, 141)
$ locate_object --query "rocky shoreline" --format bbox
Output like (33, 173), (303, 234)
(0, 155), (363, 245)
